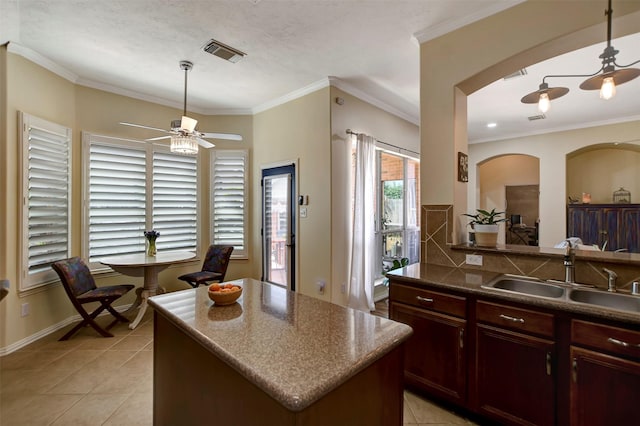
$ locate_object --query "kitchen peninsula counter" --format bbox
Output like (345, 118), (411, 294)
(148, 278), (412, 426)
(388, 263), (640, 325)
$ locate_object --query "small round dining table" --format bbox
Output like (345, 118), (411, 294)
(100, 251), (196, 329)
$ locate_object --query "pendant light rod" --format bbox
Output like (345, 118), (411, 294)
(179, 60), (193, 117)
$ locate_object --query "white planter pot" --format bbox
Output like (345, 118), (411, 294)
(473, 224), (499, 247)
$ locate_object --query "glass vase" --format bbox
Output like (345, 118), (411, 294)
(147, 239), (157, 256)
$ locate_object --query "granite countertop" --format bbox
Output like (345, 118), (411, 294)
(148, 279), (413, 412)
(389, 263), (640, 326)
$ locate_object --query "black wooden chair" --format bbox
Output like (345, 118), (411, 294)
(52, 257), (135, 340)
(178, 245), (234, 288)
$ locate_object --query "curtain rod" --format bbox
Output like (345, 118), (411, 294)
(346, 129), (419, 158)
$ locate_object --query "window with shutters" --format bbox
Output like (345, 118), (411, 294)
(211, 150), (248, 258)
(83, 133), (198, 267)
(20, 112), (72, 290)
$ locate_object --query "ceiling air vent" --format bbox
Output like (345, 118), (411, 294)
(528, 114), (546, 121)
(503, 68), (528, 80)
(203, 39), (246, 63)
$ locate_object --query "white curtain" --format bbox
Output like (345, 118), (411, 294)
(348, 133), (376, 312)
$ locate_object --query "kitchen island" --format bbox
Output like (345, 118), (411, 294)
(148, 279), (413, 426)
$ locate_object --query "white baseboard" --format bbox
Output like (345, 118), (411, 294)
(0, 304), (133, 356)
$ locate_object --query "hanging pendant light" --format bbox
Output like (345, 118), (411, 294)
(521, 0), (640, 111)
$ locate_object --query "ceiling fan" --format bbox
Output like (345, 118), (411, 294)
(120, 60), (242, 155)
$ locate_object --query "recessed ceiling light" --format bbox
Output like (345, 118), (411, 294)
(487, 123), (497, 128)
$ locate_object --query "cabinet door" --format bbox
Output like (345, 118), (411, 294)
(618, 207), (640, 253)
(390, 302), (466, 404)
(476, 324), (555, 425)
(567, 206), (604, 246)
(570, 346), (640, 426)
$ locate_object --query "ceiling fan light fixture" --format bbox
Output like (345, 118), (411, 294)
(170, 135), (199, 155)
(180, 116), (198, 132)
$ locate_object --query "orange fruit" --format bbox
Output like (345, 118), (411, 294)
(209, 284), (221, 292)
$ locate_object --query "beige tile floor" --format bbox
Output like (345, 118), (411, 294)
(1, 308), (477, 425)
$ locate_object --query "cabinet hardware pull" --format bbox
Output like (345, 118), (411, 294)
(546, 352), (552, 376)
(572, 358), (578, 383)
(459, 329), (464, 349)
(416, 296), (433, 303)
(607, 337), (640, 348)
(499, 314), (525, 323)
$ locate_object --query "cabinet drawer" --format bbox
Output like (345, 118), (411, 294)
(390, 284), (466, 318)
(572, 319), (640, 359)
(476, 300), (554, 338)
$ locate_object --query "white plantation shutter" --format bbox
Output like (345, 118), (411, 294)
(211, 150), (248, 257)
(21, 113), (72, 289)
(84, 134), (200, 267)
(152, 151), (197, 251)
(87, 140), (146, 261)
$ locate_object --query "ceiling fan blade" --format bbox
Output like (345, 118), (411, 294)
(201, 132), (243, 141)
(120, 122), (170, 133)
(146, 135), (172, 141)
(196, 138), (215, 149)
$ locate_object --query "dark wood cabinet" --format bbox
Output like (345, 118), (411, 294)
(475, 301), (556, 425)
(567, 204), (640, 252)
(569, 320), (640, 426)
(389, 284), (467, 405)
(389, 278), (640, 426)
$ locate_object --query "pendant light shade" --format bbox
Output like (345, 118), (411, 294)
(520, 82), (569, 111)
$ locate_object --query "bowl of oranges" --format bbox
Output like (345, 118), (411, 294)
(208, 282), (243, 306)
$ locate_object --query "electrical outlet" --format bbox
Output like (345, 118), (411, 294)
(21, 303), (30, 317)
(341, 283), (347, 293)
(317, 280), (326, 294)
(465, 254), (483, 266)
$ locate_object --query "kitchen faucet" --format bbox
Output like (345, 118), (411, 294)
(564, 240), (575, 284)
(603, 268), (617, 292)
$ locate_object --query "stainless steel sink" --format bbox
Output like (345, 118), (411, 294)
(569, 289), (640, 313)
(483, 276), (566, 298)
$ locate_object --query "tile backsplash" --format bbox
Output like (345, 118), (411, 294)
(422, 204), (640, 292)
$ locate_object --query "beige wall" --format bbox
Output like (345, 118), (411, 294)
(252, 88), (332, 299)
(329, 87), (420, 306)
(567, 147), (640, 204)
(420, 0), (640, 245)
(469, 120), (640, 247)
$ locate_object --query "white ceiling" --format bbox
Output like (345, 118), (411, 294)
(1, 0), (638, 143)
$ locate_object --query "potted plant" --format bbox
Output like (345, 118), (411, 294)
(463, 208), (506, 247)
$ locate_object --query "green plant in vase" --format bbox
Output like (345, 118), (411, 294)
(144, 230), (160, 256)
(462, 208), (505, 247)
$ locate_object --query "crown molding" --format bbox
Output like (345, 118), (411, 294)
(328, 77), (419, 125)
(414, 0), (526, 44)
(8, 42), (417, 122)
(7, 41), (79, 82)
(252, 78), (331, 114)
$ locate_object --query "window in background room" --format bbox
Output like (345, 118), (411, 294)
(83, 134), (198, 267)
(20, 112), (72, 290)
(211, 150), (248, 258)
(377, 151), (420, 279)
